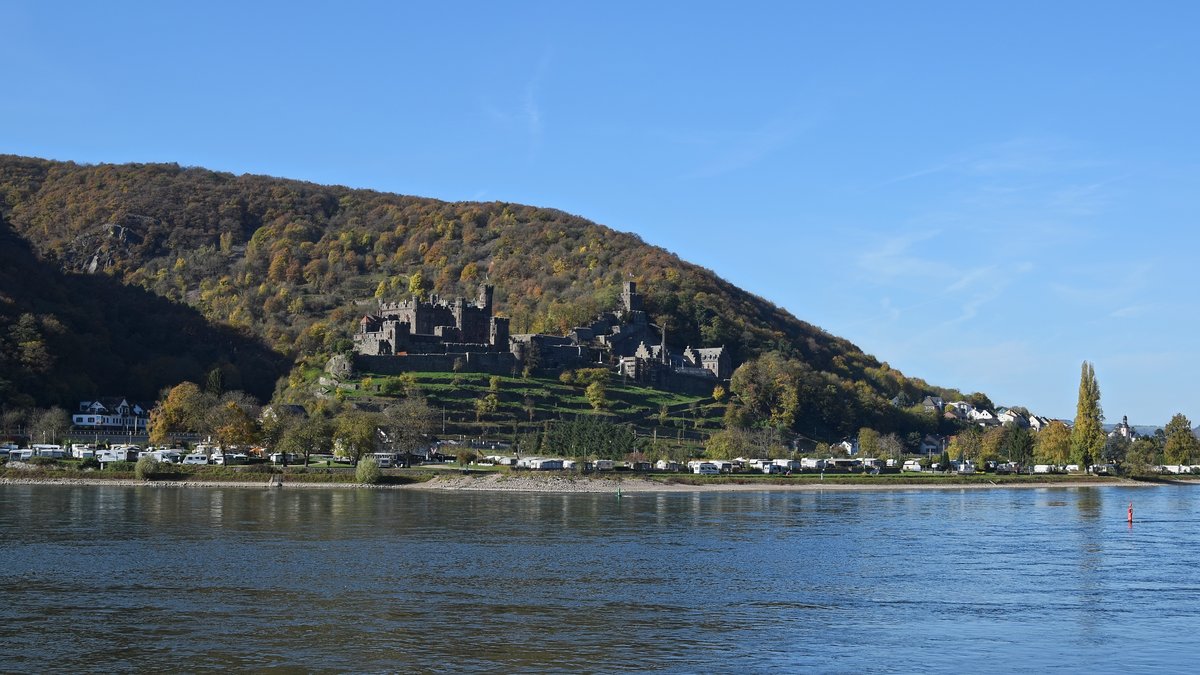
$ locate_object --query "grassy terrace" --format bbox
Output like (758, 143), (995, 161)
(334, 370), (726, 441)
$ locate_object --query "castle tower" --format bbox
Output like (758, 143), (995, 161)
(621, 281), (643, 313)
(478, 283), (494, 313)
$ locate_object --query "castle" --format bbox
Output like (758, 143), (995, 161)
(356, 284), (509, 355)
(352, 280), (730, 394)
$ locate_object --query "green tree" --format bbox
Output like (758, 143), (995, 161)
(1163, 413), (1200, 465)
(1101, 434), (1130, 464)
(356, 455), (382, 484)
(1034, 421), (1071, 465)
(1070, 361), (1105, 468)
(705, 428), (751, 460)
(857, 427), (881, 457)
(381, 397), (435, 463)
(407, 271), (428, 297)
(334, 410), (380, 465)
(474, 394), (499, 420)
(585, 381), (607, 411)
(1125, 437), (1160, 475)
(277, 416), (325, 467)
(135, 455), (162, 481)
(1001, 425), (1035, 465)
(260, 404), (302, 458)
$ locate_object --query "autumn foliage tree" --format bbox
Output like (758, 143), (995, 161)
(1070, 361), (1105, 468)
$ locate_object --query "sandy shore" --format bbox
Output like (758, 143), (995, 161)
(410, 474), (1161, 493)
(1, 474), (1172, 493)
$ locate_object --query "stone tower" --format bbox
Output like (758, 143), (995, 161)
(621, 281), (643, 313)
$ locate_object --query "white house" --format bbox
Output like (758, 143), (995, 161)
(997, 408), (1029, 427)
(946, 401), (974, 419)
(72, 398), (150, 432)
(967, 408), (996, 422)
(1028, 415), (1052, 432)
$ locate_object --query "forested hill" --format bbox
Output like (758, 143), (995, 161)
(0, 154), (962, 422)
(0, 209), (288, 406)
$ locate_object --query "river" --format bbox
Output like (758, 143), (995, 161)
(1, 484), (1197, 672)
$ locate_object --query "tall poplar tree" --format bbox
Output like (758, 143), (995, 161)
(1070, 361), (1105, 468)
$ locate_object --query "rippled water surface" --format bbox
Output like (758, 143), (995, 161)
(1, 484), (1198, 672)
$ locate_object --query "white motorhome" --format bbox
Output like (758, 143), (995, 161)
(182, 453), (209, 465)
(97, 448), (137, 463)
(32, 444), (66, 459)
(902, 459), (923, 472)
(693, 462), (720, 475)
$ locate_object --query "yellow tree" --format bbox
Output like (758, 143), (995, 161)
(148, 382), (210, 445)
(212, 401), (258, 455)
(1035, 421), (1071, 465)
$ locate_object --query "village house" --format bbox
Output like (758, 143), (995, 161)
(72, 398), (150, 432)
(996, 408), (1029, 427)
(921, 396), (945, 414)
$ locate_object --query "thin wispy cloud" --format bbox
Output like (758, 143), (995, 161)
(682, 111), (821, 180)
(480, 48), (553, 160)
(856, 229), (951, 280)
(523, 49), (552, 149)
(878, 137), (1110, 187)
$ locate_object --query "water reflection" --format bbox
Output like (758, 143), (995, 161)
(0, 485), (1198, 672)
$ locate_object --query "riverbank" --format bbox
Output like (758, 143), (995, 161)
(2, 473), (1185, 493)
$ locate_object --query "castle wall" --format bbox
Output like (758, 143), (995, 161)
(354, 352), (517, 376)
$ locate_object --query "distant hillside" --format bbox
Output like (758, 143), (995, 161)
(0, 211), (288, 407)
(0, 155), (964, 430)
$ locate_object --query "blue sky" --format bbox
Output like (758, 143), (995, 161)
(3, 1), (1198, 424)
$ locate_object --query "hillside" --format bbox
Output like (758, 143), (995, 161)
(0, 155), (965, 434)
(0, 211), (288, 406)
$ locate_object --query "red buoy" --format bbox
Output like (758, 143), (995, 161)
(1128, 502), (1134, 523)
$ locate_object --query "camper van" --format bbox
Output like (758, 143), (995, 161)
(98, 448), (137, 463)
(32, 444), (66, 459)
(182, 453), (209, 465)
(902, 459), (923, 472)
(693, 462), (720, 475)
